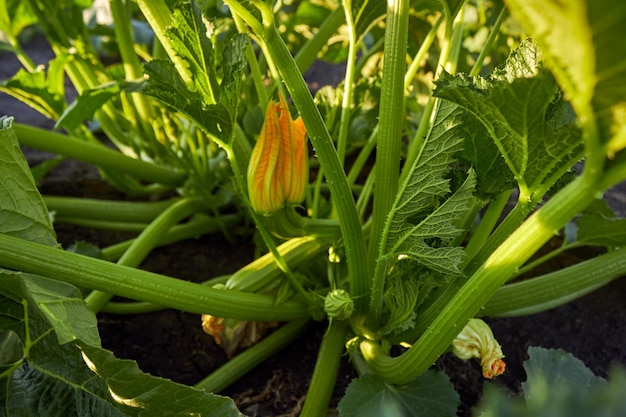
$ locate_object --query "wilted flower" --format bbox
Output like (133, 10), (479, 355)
(451, 318), (506, 378)
(201, 314), (279, 358)
(247, 93), (308, 214)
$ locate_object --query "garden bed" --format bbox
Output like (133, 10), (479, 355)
(2, 34), (626, 417)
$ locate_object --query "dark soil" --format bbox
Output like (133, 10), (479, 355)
(2, 35), (626, 417)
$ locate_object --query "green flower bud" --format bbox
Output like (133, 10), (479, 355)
(324, 289), (354, 320)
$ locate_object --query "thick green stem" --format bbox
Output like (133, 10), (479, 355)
(481, 246), (626, 317)
(85, 198), (207, 311)
(362, 173), (605, 384)
(196, 319), (311, 393)
(367, 0), (410, 327)
(109, 0), (157, 144)
(336, 1), (358, 164)
(0, 234), (308, 321)
(102, 275), (230, 314)
(257, 13), (369, 314)
(44, 196), (180, 223)
(14, 123), (185, 186)
(463, 190), (511, 260)
(300, 320), (348, 417)
(100, 214), (240, 261)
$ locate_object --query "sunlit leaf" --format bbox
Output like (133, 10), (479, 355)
(503, 0), (626, 153)
(143, 33), (247, 145)
(0, 55), (68, 120)
(55, 81), (126, 130)
(0, 0), (38, 38)
(434, 40), (584, 194)
(0, 117), (57, 246)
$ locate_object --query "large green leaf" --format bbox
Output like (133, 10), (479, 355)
(0, 271), (244, 417)
(338, 371), (459, 417)
(434, 40), (583, 194)
(0, 117), (57, 246)
(476, 347), (626, 417)
(381, 100), (475, 277)
(523, 347), (605, 397)
(503, 0), (626, 154)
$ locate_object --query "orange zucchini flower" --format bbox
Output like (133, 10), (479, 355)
(247, 93), (308, 214)
(452, 318), (506, 379)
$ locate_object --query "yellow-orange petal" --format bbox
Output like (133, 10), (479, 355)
(247, 99), (284, 213)
(247, 93), (308, 213)
(284, 116), (308, 204)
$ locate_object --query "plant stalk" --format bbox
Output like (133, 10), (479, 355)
(362, 173), (609, 384)
(300, 320), (348, 417)
(252, 8), (370, 315)
(367, 0), (411, 327)
(0, 234), (309, 321)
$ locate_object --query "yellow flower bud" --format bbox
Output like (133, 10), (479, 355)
(451, 318), (506, 379)
(247, 93), (308, 214)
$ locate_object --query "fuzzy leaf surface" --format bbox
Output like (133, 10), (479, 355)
(381, 100), (474, 276)
(338, 371), (459, 417)
(434, 40), (583, 193)
(0, 117), (57, 246)
(164, 0), (219, 102)
(143, 34), (247, 143)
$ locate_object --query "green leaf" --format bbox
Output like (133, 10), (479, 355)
(338, 371), (459, 417)
(6, 364), (127, 417)
(503, 0), (626, 153)
(165, 0), (219, 103)
(434, 40), (583, 194)
(80, 345), (243, 417)
(523, 347), (605, 397)
(0, 55), (68, 120)
(143, 33), (246, 144)
(0, 270), (244, 417)
(475, 347), (626, 417)
(143, 59), (232, 140)
(55, 82), (122, 130)
(575, 213), (626, 248)
(381, 100), (475, 276)
(458, 111), (514, 196)
(0, 117), (57, 246)
(381, 272), (420, 335)
(0, 0), (37, 39)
